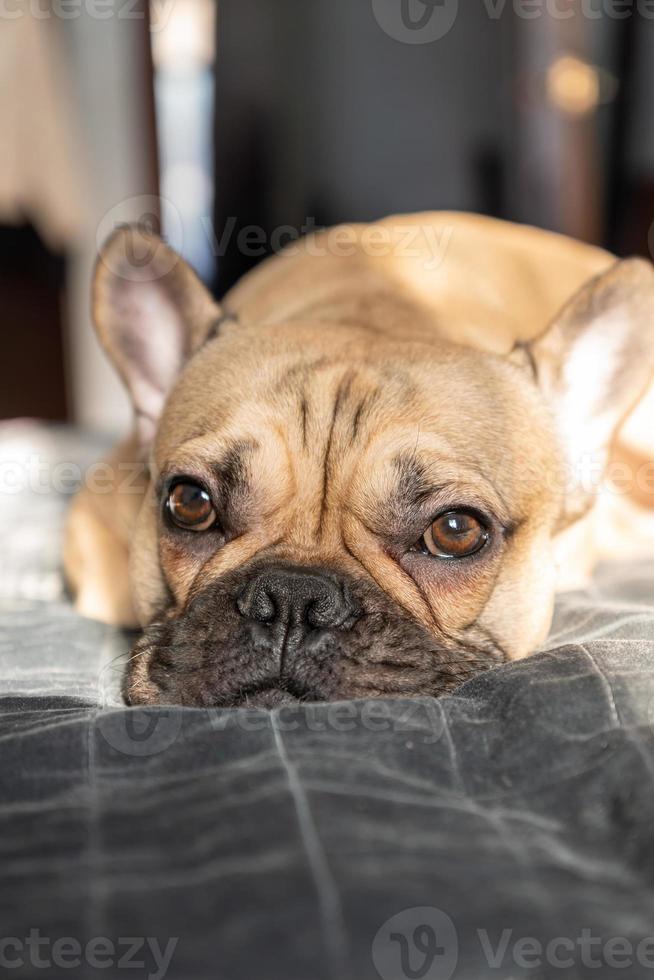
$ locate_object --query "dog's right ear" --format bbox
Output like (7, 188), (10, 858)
(522, 257), (654, 523)
(93, 224), (221, 445)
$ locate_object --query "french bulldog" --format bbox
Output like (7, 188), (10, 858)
(64, 212), (654, 707)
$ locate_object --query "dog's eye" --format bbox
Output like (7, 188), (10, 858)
(420, 510), (489, 559)
(166, 482), (216, 531)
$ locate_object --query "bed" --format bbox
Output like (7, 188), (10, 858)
(3, 421), (654, 980)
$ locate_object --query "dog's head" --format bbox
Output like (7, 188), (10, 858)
(95, 225), (654, 707)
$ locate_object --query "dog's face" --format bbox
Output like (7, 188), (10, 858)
(94, 226), (654, 707)
(128, 322), (562, 707)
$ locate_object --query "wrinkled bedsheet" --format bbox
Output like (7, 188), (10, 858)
(2, 421), (654, 980)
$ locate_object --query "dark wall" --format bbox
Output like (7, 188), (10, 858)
(0, 226), (67, 422)
(213, 1), (506, 293)
(213, 3), (654, 296)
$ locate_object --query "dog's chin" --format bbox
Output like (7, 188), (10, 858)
(234, 684), (317, 709)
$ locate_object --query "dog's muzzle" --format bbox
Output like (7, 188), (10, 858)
(126, 560), (492, 708)
(230, 566), (360, 705)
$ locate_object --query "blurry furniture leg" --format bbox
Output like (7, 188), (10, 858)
(505, 7), (602, 244)
(607, 18), (654, 257)
(0, 227), (67, 420)
(213, 0), (307, 295)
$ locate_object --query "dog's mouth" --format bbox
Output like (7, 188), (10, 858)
(224, 679), (322, 709)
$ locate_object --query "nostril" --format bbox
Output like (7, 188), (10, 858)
(236, 584), (276, 624)
(306, 587), (359, 631)
(306, 594), (339, 630)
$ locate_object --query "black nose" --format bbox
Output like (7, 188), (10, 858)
(236, 566), (359, 633)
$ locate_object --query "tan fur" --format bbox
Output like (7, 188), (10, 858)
(63, 436), (147, 625)
(64, 212), (654, 677)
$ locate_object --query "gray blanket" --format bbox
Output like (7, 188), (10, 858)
(2, 422), (654, 980)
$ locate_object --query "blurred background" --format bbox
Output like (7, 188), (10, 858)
(1, 0), (653, 435)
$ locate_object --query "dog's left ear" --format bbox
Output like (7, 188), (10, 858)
(523, 257), (654, 518)
(93, 224), (221, 444)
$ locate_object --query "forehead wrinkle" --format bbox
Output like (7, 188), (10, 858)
(158, 435), (259, 496)
(349, 387), (383, 446)
(299, 391), (309, 449)
(272, 356), (336, 394)
(316, 369), (356, 536)
(393, 453), (436, 506)
(307, 377), (386, 456)
(160, 429), (245, 465)
(210, 439), (257, 497)
(355, 447), (514, 533)
(271, 357), (349, 453)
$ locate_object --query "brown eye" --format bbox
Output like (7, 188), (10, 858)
(167, 482), (216, 531)
(421, 510), (488, 559)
